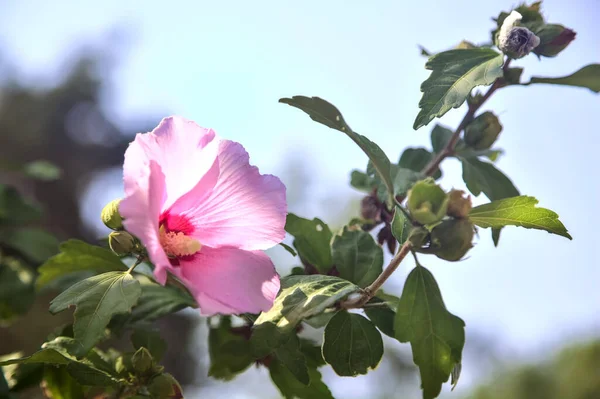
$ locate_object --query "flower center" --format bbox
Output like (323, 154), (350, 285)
(159, 225), (202, 257)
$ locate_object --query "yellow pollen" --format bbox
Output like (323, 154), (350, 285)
(159, 225), (202, 257)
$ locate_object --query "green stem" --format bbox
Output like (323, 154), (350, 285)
(126, 256), (145, 275)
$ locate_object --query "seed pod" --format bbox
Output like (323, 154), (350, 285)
(148, 373), (184, 399)
(464, 112), (502, 150)
(533, 24), (576, 57)
(429, 219), (475, 261)
(446, 190), (472, 219)
(407, 179), (449, 225)
(497, 11), (540, 59)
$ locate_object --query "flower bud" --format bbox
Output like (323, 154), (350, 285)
(108, 231), (136, 255)
(464, 112), (502, 150)
(446, 190), (472, 219)
(360, 195), (380, 221)
(429, 219), (474, 261)
(131, 347), (153, 375)
(533, 24), (576, 57)
(101, 199), (123, 230)
(407, 180), (449, 225)
(497, 11), (540, 59)
(148, 373), (184, 399)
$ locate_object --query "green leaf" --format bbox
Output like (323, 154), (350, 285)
(37, 240), (128, 290)
(430, 124), (455, 154)
(492, 228), (501, 247)
(269, 359), (333, 399)
(331, 227), (383, 288)
(252, 275), (359, 355)
(285, 214), (333, 274)
(399, 148), (442, 179)
(274, 334), (309, 385)
(528, 64), (600, 93)
(395, 265), (465, 399)
(0, 228), (58, 263)
(279, 243), (297, 257)
(364, 298), (396, 338)
(49, 272), (142, 355)
(208, 317), (254, 381)
(23, 160), (62, 181)
(459, 157), (519, 201)
(42, 366), (84, 399)
(0, 185), (41, 224)
(414, 48), (504, 129)
(469, 196), (572, 239)
(322, 311), (383, 376)
(391, 207), (411, 244)
(280, 96), (395, 204)
(0, 260), (35, 324)
(128, 281), (196, 323)
(350, 170), (375, 192)
(131, 330), (167, 362)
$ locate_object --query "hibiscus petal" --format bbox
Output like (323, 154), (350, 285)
(129, 116), (220, 209)
(168, 140), (287, 250)
(176, 247), (280, 315)
(120, 154), (171, 284)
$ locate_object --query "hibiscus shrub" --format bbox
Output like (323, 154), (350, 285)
(1, 2), (597, 399)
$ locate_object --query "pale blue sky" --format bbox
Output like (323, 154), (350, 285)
(1, 1), (598, 397)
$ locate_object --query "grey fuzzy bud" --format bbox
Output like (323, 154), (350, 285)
(501, 27), (540, 58)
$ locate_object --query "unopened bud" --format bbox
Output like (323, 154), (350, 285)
(464, 112), (502, 150)
(446, 190), (472, 219)
(430, 219), (474, 261)
(108, 231), (136, 255)
(407, 179), (449, 225)
(360, 195), (380, 221)
(533, 24), (576, 57)
(497, 11), (540, 59)
(132, 347), (153, 375)
(148, 373), (184, 399)
(101, 199), (123, 230)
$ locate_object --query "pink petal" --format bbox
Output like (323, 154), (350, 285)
(167, 140), (287, 250)
(128, 116), (220, 210)
(176, 247), (280, 315)
(120, 159), (171, 284)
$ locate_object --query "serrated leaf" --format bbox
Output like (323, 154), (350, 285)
(280, 96), (395, 204)
(399, 148), (442, 179)
(332, 227), (383, 288)
(492, 228), (502, 247)
(350, 170), (375, 192)
(0, 185), (41, 224)
(131, 330), (167, 362)
(364, 298), (396, 338)
(208, 317), (254, 381)
(528, 64), (600, 93)
(37, 240), (127, 290)
(274, 334), (309, 385)
(459, 157), (519, 201)
(469, 196), (572, 239)
(0, 228), (58, 264)
(128, 282), (196, 323)
(42, 366), (85, 399)
(430, 124), (455, 154)
(49, 272), (142, 355)
(395, 265), (465, 399)
(322, 311), (383, 376)
(414, 48), (504, 129)
(269, 359), (333, 399)
(285, 214), (333, 274)
(391, 207), (411, 244)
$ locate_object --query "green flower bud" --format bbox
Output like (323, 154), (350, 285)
(429, 219), (474, 261)
(101, 199), (123, 230)
(148, 373), (184, 399)
(108, 231), (136, 255)
(407, 180), (449, 225)
(132, 347), (153, 375)
(464, 112), (502, 150)
(533, 24), (576, 58)
(446, 190), (472, 219)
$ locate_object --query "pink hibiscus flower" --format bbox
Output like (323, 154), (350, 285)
(119, 116), (286, 315)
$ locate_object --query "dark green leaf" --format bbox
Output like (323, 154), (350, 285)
(285, 214), (333, 274)
(503, 67), (524, 86)
(391, 207), (411, 244)
(492, 228), (501, 247)
(131, 330), (167, 362)
(0, 260), (35, 324)
(399, 148), (441, 179)
(65, 362), (119, 387)
(395, 265), (465, 399)
(208, 317), (254, 381)
(322, 311), (383, 376)
(279, 243), (297, 257)
(23, 161), (62, 181)
(469, 196), (572, 239)
(0, 228), (58, 263)
(392, 168), (425, 197)
(42, 366), (84, 399)
(49, 272), (142, 355)
(364, 298), (396, 338)
(280, 96), (395, 204)
(129, 282), (196, 323)
(274, 334), (309, 385)
(430, 124), (455, 154)
(528, 64), (600, 93)
(0, 185), (41, 224)
(350, 170), (375, 192)
(459, 157), (519, 201)
(332, 227), (383, 288)
(269, 359), (333, 399)
(37, 240), (127, 290)
(414, 49), (504, 129)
